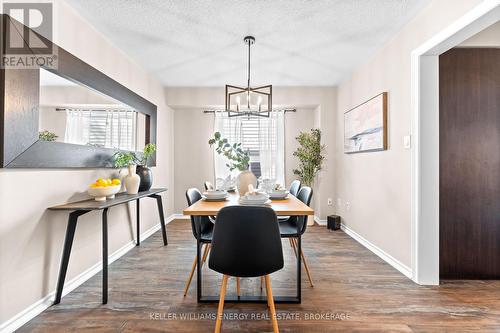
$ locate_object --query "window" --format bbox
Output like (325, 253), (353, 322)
(214, 112), (285, 186)
(64, 108), (137, 151)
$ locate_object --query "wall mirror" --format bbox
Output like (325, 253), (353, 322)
(0, 14), (157, 168)
(39, 69), (148, 153)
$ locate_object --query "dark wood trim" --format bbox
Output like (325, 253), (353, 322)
(0, 14), (157, 168)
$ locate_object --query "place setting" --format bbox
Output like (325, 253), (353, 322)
(202, 189), (229, 201)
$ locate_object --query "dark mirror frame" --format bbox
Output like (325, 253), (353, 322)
(0, 14), (157, 168)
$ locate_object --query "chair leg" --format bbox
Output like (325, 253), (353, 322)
(236, 277), (241, 297)
(201, 244), (211, 266)
(292, 238), (314, 287)
(289, 238), (298, 258)
(264, 275), (279, 333)
(215, 275), (229, 333)
(184, 244), (209, 296)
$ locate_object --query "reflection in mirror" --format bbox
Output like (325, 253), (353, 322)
(38, 68), (147, 152)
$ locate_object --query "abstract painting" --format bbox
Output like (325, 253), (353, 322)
(344, 92), (387, 153)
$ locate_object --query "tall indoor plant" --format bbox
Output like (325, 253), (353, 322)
(293, 129), (325, 224)
(293, 129), (325, 187)
(208, 132), (254, 194)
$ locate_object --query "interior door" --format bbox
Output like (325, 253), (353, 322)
(439, 48), (500, 279)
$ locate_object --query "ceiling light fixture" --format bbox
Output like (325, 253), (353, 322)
(225, 36), (272, 118)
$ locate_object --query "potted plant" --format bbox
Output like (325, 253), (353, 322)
(39, 130), (58, 142)
(208, 132), (254, 195)
(113, 151), (140, 194)
(293, 129), (326, 224)
(135, 143), (156, 191)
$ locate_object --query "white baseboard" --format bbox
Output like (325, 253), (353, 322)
(314, 215), (327, 226)
(0, 214), (177, 333)
(340, 223), (413, 279)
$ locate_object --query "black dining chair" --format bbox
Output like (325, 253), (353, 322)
(204, 181), (214, 191)
(289, 179), (301, 197)
(209, 206), (284, 333)
(279, 186), (314, 287)
(184, 188), (215, 296)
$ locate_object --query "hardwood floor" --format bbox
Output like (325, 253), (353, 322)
(20, 220), (500, 332)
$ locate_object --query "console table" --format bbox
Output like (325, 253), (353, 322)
(49, 188), (168, 305)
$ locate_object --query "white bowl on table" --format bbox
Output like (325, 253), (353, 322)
(87, 185), (121, 202)
(269, 189), (289, 200)
(203, 190), (228, 201)
(239, 192), (270, 205)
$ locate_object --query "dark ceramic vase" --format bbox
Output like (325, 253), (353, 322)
(136, 165), (153, 192)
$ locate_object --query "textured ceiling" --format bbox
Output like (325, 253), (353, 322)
(65, 0), (430, 86)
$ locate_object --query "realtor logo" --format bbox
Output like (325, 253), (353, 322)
(1, 2), (57, 68)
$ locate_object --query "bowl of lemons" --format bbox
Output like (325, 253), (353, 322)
(88, 178), (122, 201)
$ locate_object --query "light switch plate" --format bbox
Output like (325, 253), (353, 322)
(403, 135), (411, 149)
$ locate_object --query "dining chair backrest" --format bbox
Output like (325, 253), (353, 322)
(204, 181), (214, 191)
(289, 180), (301, 197)
(293, 186), (313, 235)
(209, 206), (284, 278)
(185, 188), (213, 240)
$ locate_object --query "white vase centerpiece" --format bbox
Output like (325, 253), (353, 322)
(124, 164), (140, 194)
(236, 170), (257, 195)
(209, 131), (255, 195)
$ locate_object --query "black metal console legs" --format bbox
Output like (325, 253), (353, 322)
(102, 208), (109, 304)
(150, 194), (168, 246)
(53, 210), (90, 305)
(53, 192), (168, 305)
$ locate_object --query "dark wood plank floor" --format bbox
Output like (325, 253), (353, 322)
(20, 220), (500, 332)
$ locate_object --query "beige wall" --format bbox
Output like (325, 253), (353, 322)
(335, 0), (486, 268)
(0, 0), (174, 324)
(459, 20), (500, 47)
(167, 87), (334, 218)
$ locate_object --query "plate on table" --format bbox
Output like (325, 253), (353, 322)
(238, 199), (271, 206)
(202, 195), (228, 202)
(269, 194), (289, 200)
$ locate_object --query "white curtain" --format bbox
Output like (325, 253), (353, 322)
(64, 109), (90, 145)
(213, 111), (242, 181)
(259, 111), (285, 186)
(64, 108), (137, 150)
(213, 111), (285, 186)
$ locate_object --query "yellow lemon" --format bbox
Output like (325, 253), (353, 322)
(112, 178), (121, 185)
(96, 178), (107, 187)
(90, 184), (99, 188)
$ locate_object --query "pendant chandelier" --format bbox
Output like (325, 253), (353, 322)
(225, 36), (272, 118)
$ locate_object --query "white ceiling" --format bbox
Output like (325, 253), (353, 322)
(66, 0), (430, 87)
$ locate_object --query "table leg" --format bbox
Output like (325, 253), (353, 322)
(102, 208), (109, 304)
(54, 210), (89, 305)
(297, 217), (302, 303)
(197, 239), (202, 302)
(150, 194), (168, 246)
(136, 199), (140, 246)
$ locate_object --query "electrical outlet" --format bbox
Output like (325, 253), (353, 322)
(327, 198), (333, 206)
(345, 201), (351, 211)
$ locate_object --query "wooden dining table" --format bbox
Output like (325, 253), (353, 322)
(183, 192), (314, 304)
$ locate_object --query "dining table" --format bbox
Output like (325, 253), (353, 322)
(183, 191), (314, 304)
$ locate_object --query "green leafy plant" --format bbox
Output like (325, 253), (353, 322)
(113, 151), (136, 168)
(293, 129), (326, 186)
(39, 130), (58, 142)
(208, 132), (250, 172)
(137, 143), (156, 166)
(113, 143), (157, 168)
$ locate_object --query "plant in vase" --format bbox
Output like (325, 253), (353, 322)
(293, 129), (326, 225)
(135, 143), (156, 192)
(113, 151), (140, 194)
(208, 132), (254, 195)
